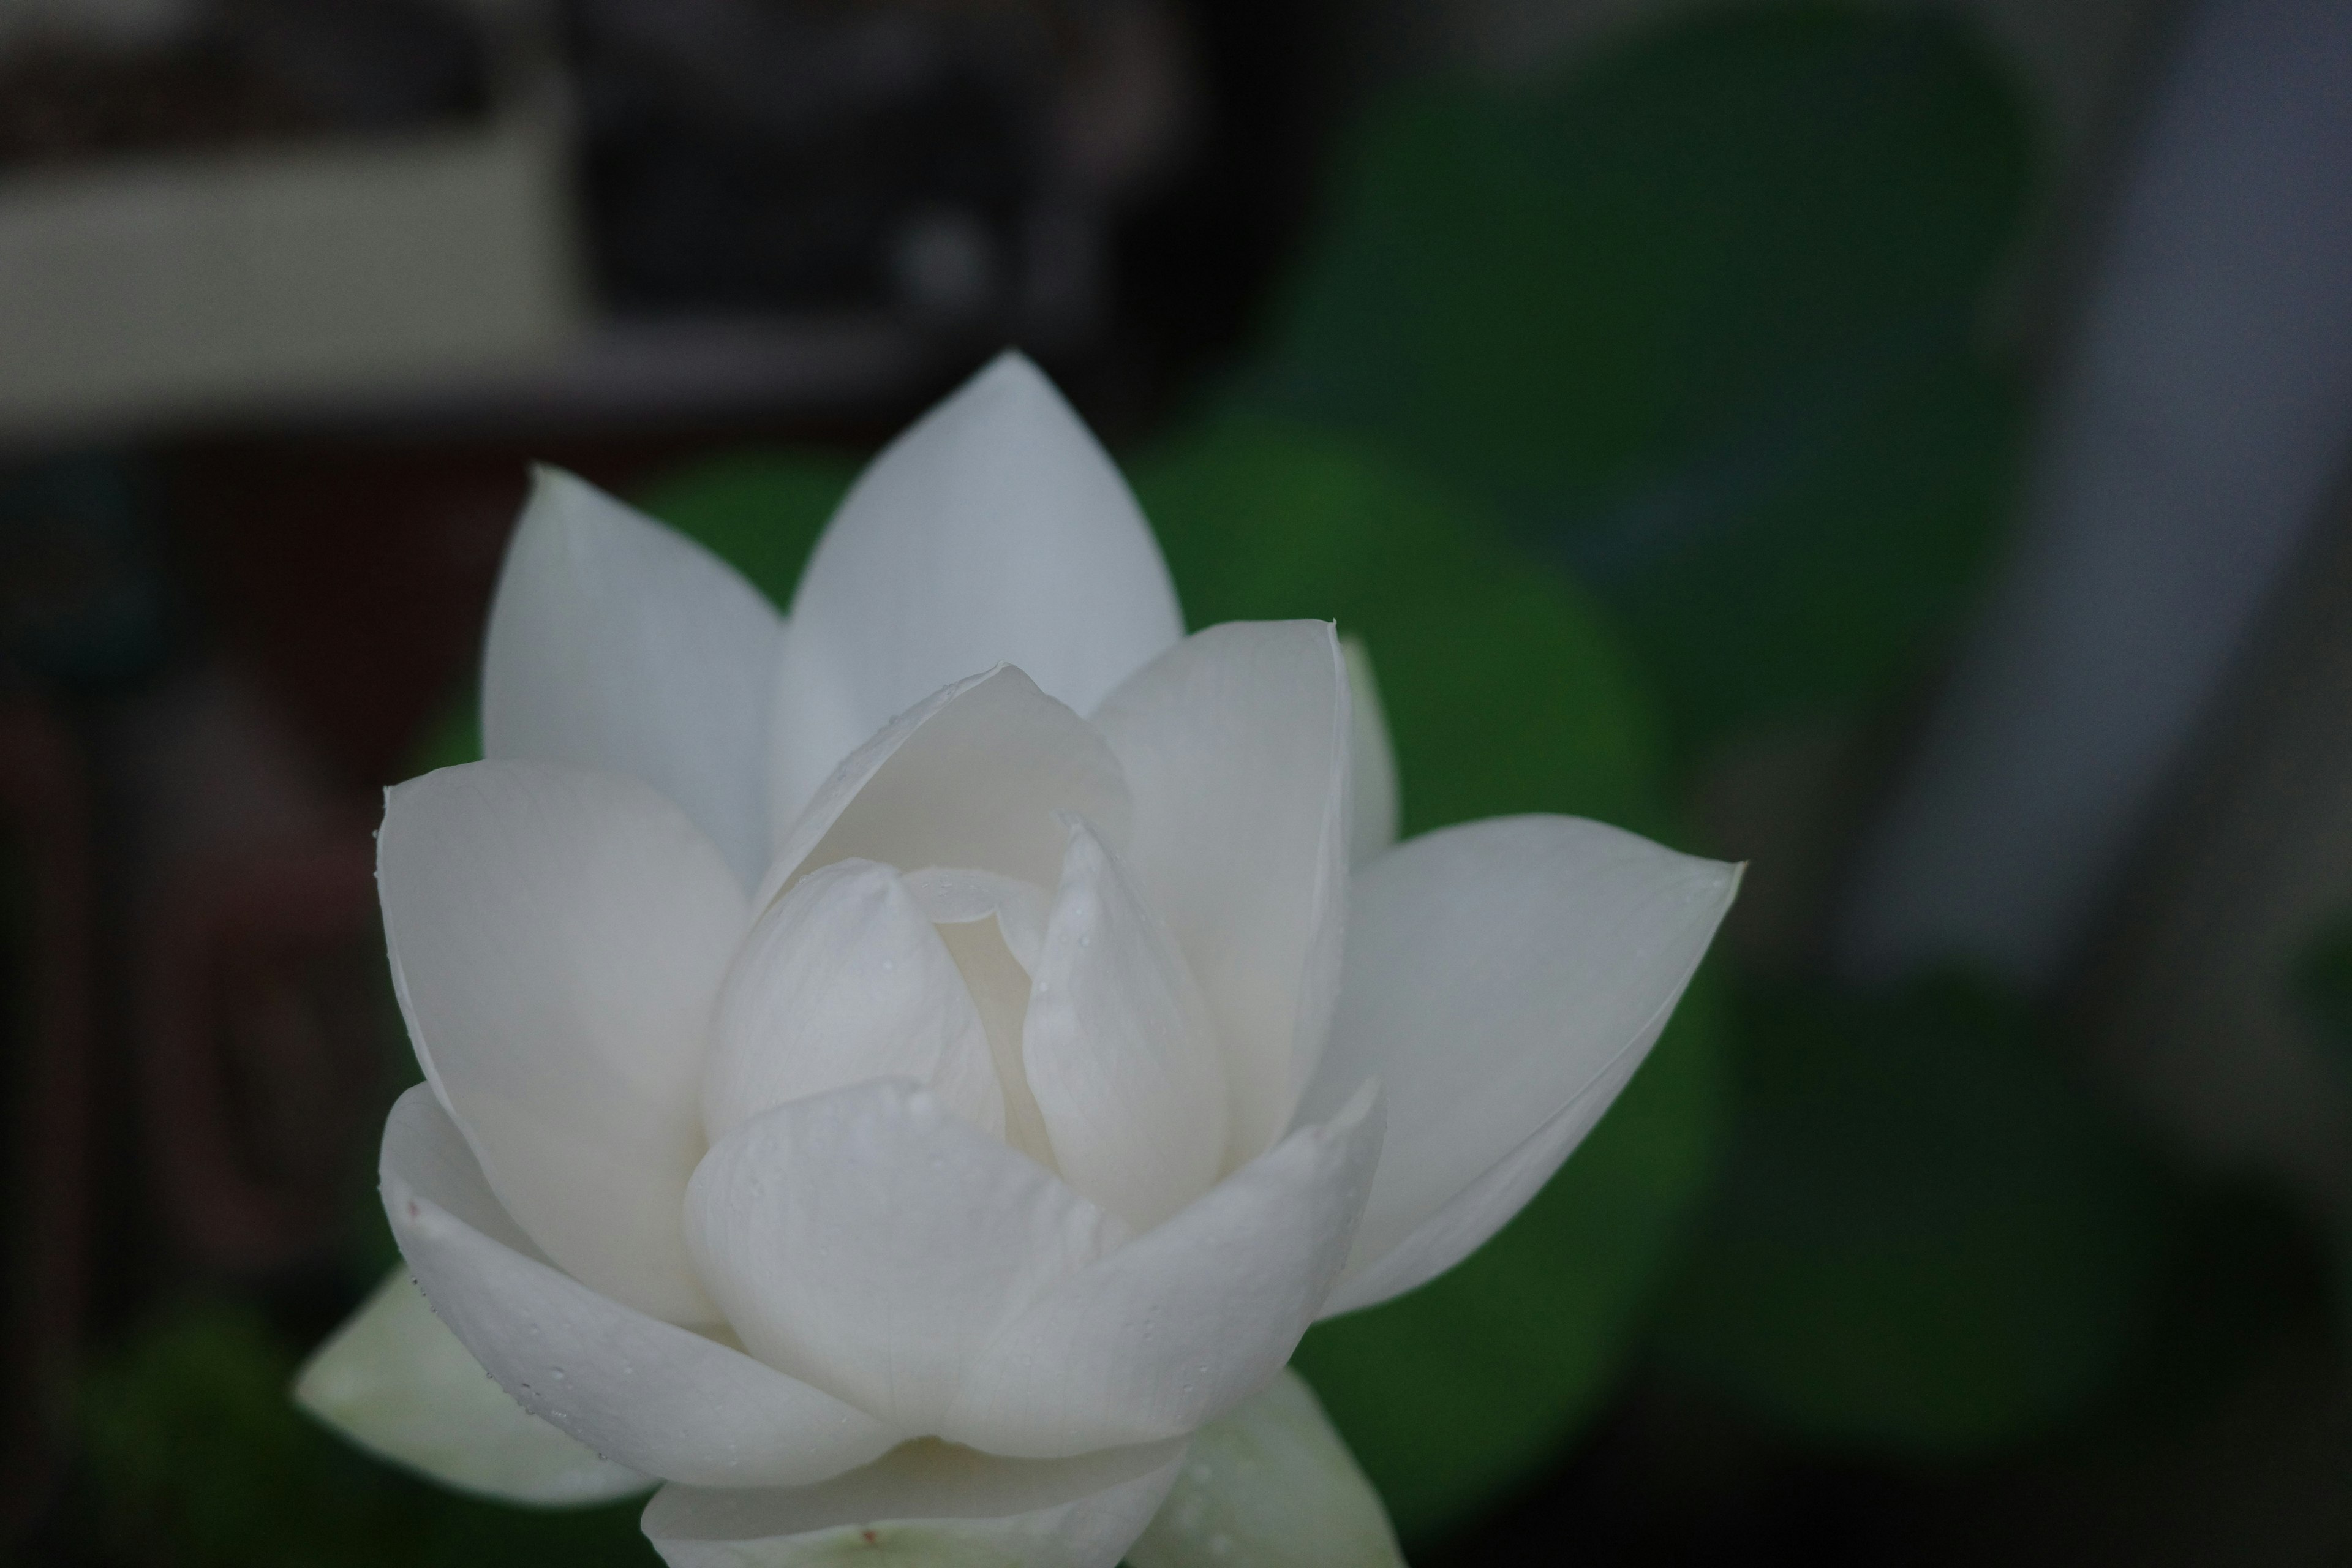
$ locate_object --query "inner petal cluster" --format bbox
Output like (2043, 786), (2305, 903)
(699, 662), (1248, 1242)
(908, 868), (1060, 1166)
(704, 858), (1068, 1172)
(706, 799), (1231, 1234)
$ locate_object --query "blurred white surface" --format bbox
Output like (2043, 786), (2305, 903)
(0, 93), (588, 444)
(1836, 0), (2352, 987)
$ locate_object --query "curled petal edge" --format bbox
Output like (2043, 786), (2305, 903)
(641, 1437), (1187, 1568)
(380, 1085), (899, 1489)
(295, 1266), (652, 1507)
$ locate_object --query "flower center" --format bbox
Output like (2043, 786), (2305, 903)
(903, 867), (1057, 1169)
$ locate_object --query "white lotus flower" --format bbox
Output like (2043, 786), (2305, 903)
(296, 354), (1737, 1566)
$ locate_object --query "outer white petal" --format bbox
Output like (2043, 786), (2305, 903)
(1024, 817), (1227, 1231)
(1317, 1041), (1648, 1317)
(754, 664), (1130, 913)
(484, 467), (784, 891)
(1341, 636), (1400, 867)
(1298, 816), (1738, 1313)
(704, 860), (1005, 1145)
(381, 1086), (898, 1488)
(1127, 1369), (1403, 1568)
(295, 1267), (650, 1507)
(683, 1082), (1129, 1435)
(1093, 621), (1353, 1164)
(766, 352), (1183, 829)
(641, 1438), (1186, 1568)
(380, 761), (746, 1324)
(941, 1085), (1382, 1458)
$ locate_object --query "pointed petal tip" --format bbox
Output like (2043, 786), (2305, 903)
(484, 456), (783, 883)
(928, 348), (1078, 437)
(517, 462), (600, 525)
(1303, 815), (1740, 1311)
(1689, 850), (1745, 922)
(766, 342), (1179, 816)
(978, 345), (1047, 383)
(505, 466), (690, 579)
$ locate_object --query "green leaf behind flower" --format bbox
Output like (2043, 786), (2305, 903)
(1246, 5), (2034, 753)
(1651, 977), (2165, 1452)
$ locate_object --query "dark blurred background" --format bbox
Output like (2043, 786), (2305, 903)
(4, 0), (2351, 1562)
